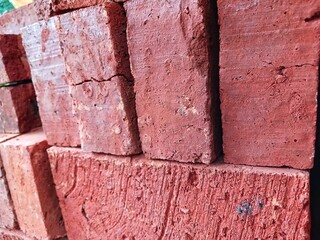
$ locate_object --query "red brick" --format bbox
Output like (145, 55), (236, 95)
(0, 4), (38, 35)
(0, 35), (31, 83)
(0, 85), (41, 134)
(48, 147), (310, 240)
(57, 3), (141, 155)
(218, 0), (320, 169)
(72, 76), (141, 155)
(0, 229), (33, 240)
(125, 0), (220, 163)
(0, 134), (18, 229)
(0, 129), (66, 240)
(21, 18), (80, 147)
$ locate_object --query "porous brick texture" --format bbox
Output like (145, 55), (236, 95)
(125, 0), (220, 163)
(218, 0), (320, 169)
(0, 34), (41, 134)
(57, 3), (141, 155)
(0, 129), (66, 240)
(0, 35), (31, 83)
(21, 17), (80, 147)
(0, 4), (38, 34)
(0, 133), (18, 229)
(0, 84), (41, 134)
(48, 147), (310, 240)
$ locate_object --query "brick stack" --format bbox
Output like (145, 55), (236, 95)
(0, 0), (317, 239)
(0, 5), (66, 240)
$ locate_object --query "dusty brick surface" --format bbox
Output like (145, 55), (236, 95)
(0, 129), (66, 240)
(0, 35), (31, 83)
(48, 147), (310, 240)
(72, 76), (141, 155)
(125, 0), (220, 163)
(21, 18), (80, 147)
(0, 229), (35, 240)
(0, 134), (18, 229)
(57, 3), (141, 155)
(0, 84), (41, 134)
(0, 4), (38, 35)
(218, 0), (320, 169)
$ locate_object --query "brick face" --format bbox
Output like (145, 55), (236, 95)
(0, 129), (66, 239)
(0, 134), (18, 229)
(56, 3), (141, 155)
(125, 0), (221, 163)
(0, 4), (38, 35)
(48, 147), (310, 240)
(21, 18), (80, 147)
(218, 0), (320, 169)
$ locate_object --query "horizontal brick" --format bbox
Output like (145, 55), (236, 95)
(0, 4), (38, 34)
(0, 228), (33, 240)
(218, 0), (320, 169)
(0, 134), (18, 229)
(125, 0), (221, 163)
(48, 147), (310, 239)
(33, 0), (127, 20)
(0, 84), (41, 134)
(21, 18), (80, 147)
(0, 129), (66, 239)
(57, 3), (141, 155)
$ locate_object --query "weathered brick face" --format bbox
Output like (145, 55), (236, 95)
(0, 129), (66, 239)
(56, 3), (141, 155)
(0, 134), (19, 229)
(125, 0), (221, 163)
(218, 0), (320, 169)
(21, 18), (80, 147)
(48, 147), (310, 240)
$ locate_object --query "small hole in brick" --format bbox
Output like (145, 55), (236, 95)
(294, 139), (297, 142)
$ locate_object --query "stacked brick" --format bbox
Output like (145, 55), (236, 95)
(0, 0), (317, 239)
(0, 4), (67, 240)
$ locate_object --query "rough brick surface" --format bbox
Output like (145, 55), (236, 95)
(72, 76), (141, 155)
(57, 3), (141, 155)
(21, 18), (80, 147)
(0, 35), (31, 83)
(0, 129), (66, 240)
(0, 229), (35, 240)
(218, 0), (320, 169)
(0, 84), (41, 134)
(0, 4), (38, 34)
(48, 147), (310, 240)
(125, 0), (220, 163)
(0, 134), (18, 229)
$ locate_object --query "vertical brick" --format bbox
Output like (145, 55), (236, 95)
(57, 3), (141, 155)
(0, 134), (18, 229)
(125, 0), (220, 163)
(0, 35), (41, 134)
(21, 18), (80, 147)
(218, 0), (320, 169)
(0, 35), (31, 83)
(0, 4), (38, 35)
(48, 147), (310, 239)
(0, 129), (66, 239)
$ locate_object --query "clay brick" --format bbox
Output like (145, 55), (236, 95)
(124, 0), (220, 163)
(0, 4), (38, 34)
(57, 3), (141, 155)
(0, 34), (41, 134)
(72, 76), (141, 155)
(48, 147), (310, 239)
(0, 134), (18, 229)
(0, 129), (66, 240)
(218, 0), (320, 169)
(0, 35), (31, 83)
(0, 229), (34, 240)
(21, 18), (80, 147)
(0, 85), (41, 134)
